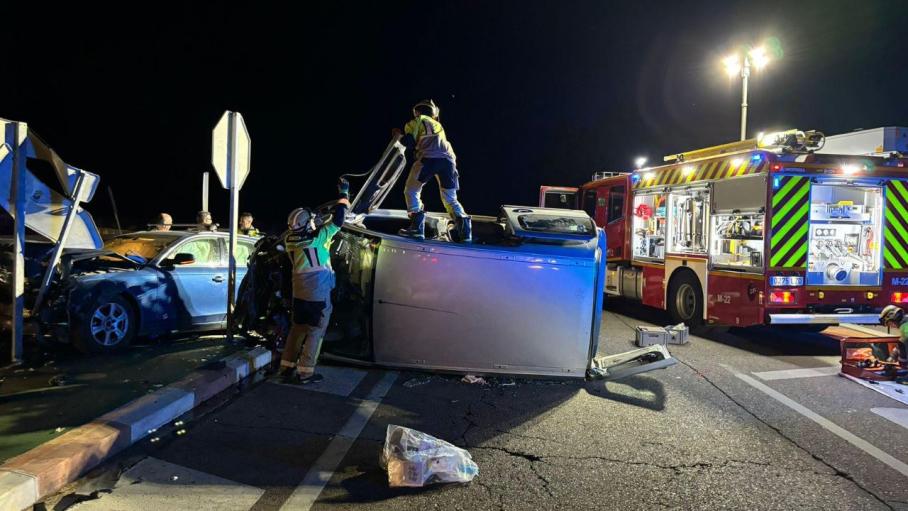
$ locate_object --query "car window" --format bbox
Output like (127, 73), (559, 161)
(517, 214), (595, 234)
(105, 235), (173, 262)
(608, 186), (625, 223)
(174, 238), (220, 266)
(235, 241), (255, 267)
(583, 189), (597, 220)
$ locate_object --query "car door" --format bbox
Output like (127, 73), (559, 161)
(233, 238), (256, 300)
(168, 236), (227, 326)
(604, 184), (627, 260)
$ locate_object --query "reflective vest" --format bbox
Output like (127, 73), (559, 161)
(404, 115), (456, 162)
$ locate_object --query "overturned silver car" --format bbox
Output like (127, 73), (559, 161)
(237, 139), (674, 379)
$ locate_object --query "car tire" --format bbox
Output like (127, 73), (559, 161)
(667, 271), (703, 327)
(73, 295), (136, 353)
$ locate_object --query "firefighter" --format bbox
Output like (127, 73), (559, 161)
(879, 305), (908, 370)
(394, 99), (471, 242)
(279, 179), (350, 384)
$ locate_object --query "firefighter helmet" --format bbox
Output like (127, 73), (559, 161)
(287, 207), (315, 234)
(413, 99), (439, 119)
(879, 304), (904, 326)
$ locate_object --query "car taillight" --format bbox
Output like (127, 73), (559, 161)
(892, 292), (908, 304)
(770, 291), (794, 304)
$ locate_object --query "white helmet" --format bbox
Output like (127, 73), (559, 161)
(287, 207), (314, 233)
(880, 305), (905, 325)
(413, 99), (439, 119)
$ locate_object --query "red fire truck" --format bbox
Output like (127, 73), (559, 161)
(540, 129), (908, 327)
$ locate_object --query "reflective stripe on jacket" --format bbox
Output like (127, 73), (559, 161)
(404, 115), (456, 162)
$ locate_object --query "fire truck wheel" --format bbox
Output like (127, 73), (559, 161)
(667, 272), (703, 326)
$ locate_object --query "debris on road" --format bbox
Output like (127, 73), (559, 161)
(403, 377), (432, 388)
(380, 425), (478, 487)
(49, 374), (69, 387)
(461, 374), (487, 385)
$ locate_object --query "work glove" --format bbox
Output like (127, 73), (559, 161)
(338, 177), (350, 198)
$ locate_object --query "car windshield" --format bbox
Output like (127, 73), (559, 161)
(517, 214), (595, 234)
(105, 235), (175, 264)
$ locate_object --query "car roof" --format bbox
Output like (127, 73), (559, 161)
(111, 231), (258, 241)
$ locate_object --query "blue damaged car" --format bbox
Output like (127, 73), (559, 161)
(34, 230), (258, 352)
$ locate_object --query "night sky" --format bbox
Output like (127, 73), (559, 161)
(2, 0), (907, 233)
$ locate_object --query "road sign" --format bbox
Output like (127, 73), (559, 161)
(211, 111), (251, 342)
(211, 111), (251, 190)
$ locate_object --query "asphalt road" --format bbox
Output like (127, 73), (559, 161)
(47, 302), (908, 510)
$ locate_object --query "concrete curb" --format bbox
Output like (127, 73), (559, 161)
(0, 345), (271, 511)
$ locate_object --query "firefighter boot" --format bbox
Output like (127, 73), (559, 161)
(456, 216), (473, 243)
(398, 211), (426, 240)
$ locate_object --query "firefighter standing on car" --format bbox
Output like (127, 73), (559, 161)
(279, 179), (350, 384)
(394, 99), (471, 242)
(880, 305), (908, 371)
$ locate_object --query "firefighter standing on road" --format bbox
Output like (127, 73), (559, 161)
(880, 305), (908, 371)
(279, 179), (350, 384)
(395, 99), (471, 242)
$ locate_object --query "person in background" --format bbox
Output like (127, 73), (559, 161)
(150, 212), (173, 231)
(239, 212), (260, 236)
(196, 211), (216, 231)
(880, 305), (908, 371)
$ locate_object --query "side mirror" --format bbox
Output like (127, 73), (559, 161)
(163, 253), (195, 268)
(172, 253), (195, 266)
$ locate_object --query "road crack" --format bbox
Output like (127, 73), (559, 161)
(675, 358), (895, 510)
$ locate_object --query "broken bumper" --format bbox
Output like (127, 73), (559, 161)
(587, 344), (677, 381)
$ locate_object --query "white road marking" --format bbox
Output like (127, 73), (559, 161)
(272, 365), (368, 397)
(871, 408), (908, 431)
(280, 371), (398, 511)
(730, 369), (908, 478)
(753, 366), (840, 381)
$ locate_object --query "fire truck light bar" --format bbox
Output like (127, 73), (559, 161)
(770, 276), (804, 287)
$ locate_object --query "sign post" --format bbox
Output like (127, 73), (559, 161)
(4, 121), (27, 364)
(202, 172), (209, 213)
(211, 111), (251, 342)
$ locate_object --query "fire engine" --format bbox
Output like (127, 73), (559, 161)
(540, 127), (908, 327)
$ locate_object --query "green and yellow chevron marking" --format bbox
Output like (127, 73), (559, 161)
(769, 175), (810, 268)
(884, 180), (908, 269)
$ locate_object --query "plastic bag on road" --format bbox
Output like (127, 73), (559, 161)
(380, 425), (479, 487)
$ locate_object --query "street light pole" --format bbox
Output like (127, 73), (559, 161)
(724, 44), (774, 142)
(740, 54), (750, 141)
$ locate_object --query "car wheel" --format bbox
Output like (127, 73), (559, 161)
(73, 295), (136, 353)
(667, 272), (703, 327)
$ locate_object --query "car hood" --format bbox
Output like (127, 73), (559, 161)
(62, 249), (144, 277)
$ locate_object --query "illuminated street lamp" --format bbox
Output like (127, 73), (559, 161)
(723, 44), (774, 141)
